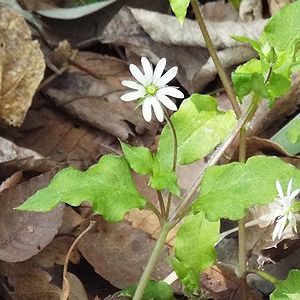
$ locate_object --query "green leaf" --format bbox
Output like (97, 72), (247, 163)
(231, 35), (261, 52)
(271, 270), (300, 300)
(17, 155), (146, 222)
(150, 157), (180, 196)
(121, 142), (154, 175)
(169, 0), (190, 24)
(172, 212), (219, 294)
(120, 280), (174, 300)
(157, 94), (237, 169)
(271, 114), (300, 155)
(266, 72), (291, 104)
(261, 1), (300, 51)
(193, 156), (300, 221)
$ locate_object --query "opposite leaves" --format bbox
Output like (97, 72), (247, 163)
(17, 155), (146, 222)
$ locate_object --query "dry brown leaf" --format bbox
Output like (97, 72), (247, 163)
(0, 172), (64, 262)
(66, 272), (89, 300)
(0, 170), (22, 192)
(43, 52), (156, 140)
(201, 265), (263, 300)
(9, 105), (120, 170)
(0, 260), (61, 300)
(0, 8), (45, 126)
(78, 215), (172, 288)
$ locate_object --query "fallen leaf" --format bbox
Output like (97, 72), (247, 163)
(0, 172), (64, 262)
(66, 272), (89, 300)
(0, 7), (45, 126)
(78, 215), (172, 288)
(43, 52), (156, 140)
(0, 260), (61, 300)
(0, 170), (22, 192)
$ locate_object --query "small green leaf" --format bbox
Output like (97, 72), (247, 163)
(169, 0), (190, 24)
(231, 35), (261, 52)
(271, 270), (300, 300)
(172, 212), (219, 294)
(193, 156), (300, 221)
(271, 114), (300, 155)
(262, 1), (300, 51)
(121, 142), (154, 175)
(17, 155), (146, 222)
(120, 280), (174, 300)
(266, 72), (291, 104)
(157, 94), (237, 169)
(150, 157), (180, 196)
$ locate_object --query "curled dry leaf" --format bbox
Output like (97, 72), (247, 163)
(0, 172), (64, 262)
(0, 8), (45, 126)
(0, 260), (61, 300)
(78, 215), (172, 288)
(43, 52), (156, 140)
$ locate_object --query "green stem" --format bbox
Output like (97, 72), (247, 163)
(163, 108), (178, 218)
(133, 222), (172, 300)
(170, 101), (256, 224)
(190, 0), (241, 118)
(156, 190), (166, 220)
(249, 269), (279, 285)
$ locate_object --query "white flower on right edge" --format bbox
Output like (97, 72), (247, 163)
(260, 179), (300, 241)
(121, 57), (184, 122)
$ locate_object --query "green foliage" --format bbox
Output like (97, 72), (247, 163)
(172, 212), (219, 294)
(120, 280), (174, 300)
(169, 0), (191, 24)
(230, 0), (242, 10)
(17, 155), (146, 222)
(121, 142), (154, 175)
(193, 156), (300, 221)
(157, 94), (237, 169)
(271, 270), (300, 300)
(232, 1), (300, 104)
(271, 114), (300, 156)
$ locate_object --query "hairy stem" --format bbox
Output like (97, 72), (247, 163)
(163, 108), (178, 218)
(133, 222), (172, 300)
(190, 0), (241, 118)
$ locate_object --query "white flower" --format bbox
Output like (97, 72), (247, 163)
(260, 179), (300, 241)
(121, 57), (184, 122)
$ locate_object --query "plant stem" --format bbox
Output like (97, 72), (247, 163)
(252, 270), (279, 285)
(163, 108), (178, 218)
(190, 0), (241, 118)
(170, 101), (255, 224)
(133, 222), (172, 300)
(156, 190), (166, 220)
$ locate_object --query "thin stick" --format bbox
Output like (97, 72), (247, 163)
(190, 0), (241, 118)
(61, 221), (96, 300)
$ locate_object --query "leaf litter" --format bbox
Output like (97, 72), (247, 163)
(0, 0), (300, 299)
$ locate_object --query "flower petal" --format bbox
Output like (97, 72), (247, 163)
(276, 180), (285, 200)
(272, 217), (286, 240)
(141, 57), (153, 85)
(121, 80), (145, 91)
(287, 179), (293, 197)
(142, 97), (153, 122)
(129, 64), (147, 85)
(156, 91), (177, 111)
(155, 66), (178, 87)
(153, 58), (166, 84)
(121, 90), (145, 101)
(289, 189), (300, 200)
(159, 86), (184, 99)
(150, 97), (164, 122)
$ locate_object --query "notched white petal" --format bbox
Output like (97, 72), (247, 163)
(121, 80), (145, 91)
(121, 90), (145, 101)
(156, 66), (178, 87)
(153, 57), (166, 84)
(142, 97), (152, 122)
(150, 97), (164, 122)
(141, 57), (153, 85)
(129, 64), (147, 85)
(156, 91), (177, 111)
(276, 179), (285, 200)
(159, 86), (184, 99)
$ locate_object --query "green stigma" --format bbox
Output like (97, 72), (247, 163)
(146, 84), (158, 95)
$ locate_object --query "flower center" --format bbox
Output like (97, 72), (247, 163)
(146, 84), (158, 96)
